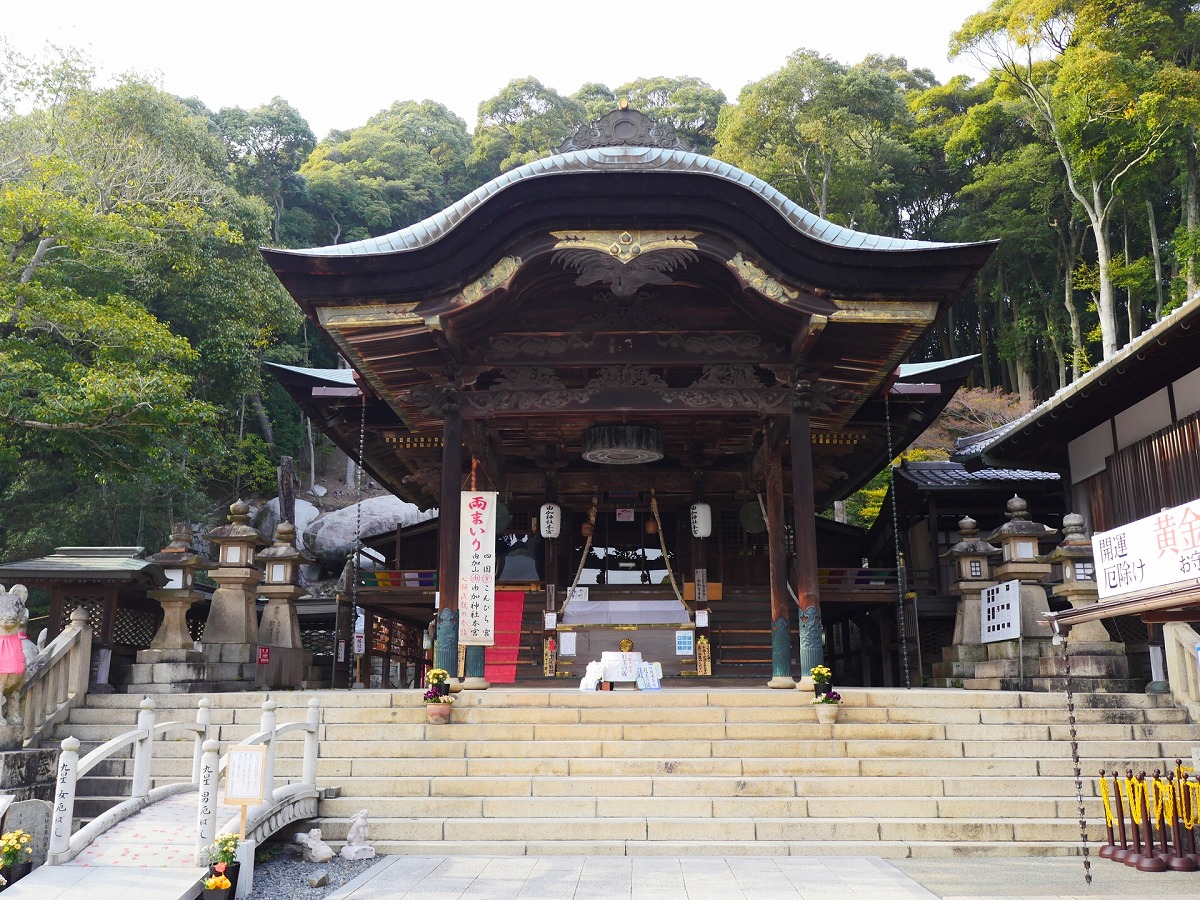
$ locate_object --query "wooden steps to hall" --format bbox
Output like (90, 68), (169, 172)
(53, 686), (1193, 858)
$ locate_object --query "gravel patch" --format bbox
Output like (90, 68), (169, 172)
(246, 848), (384, 899)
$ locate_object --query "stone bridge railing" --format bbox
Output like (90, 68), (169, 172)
(17, 606), (92, 748)
(47, 696), (321, 866)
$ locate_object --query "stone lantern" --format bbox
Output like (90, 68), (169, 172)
(940, 516), (1000, 648)
(144, 523), (208, 654)
(202, 500), (267, 658)
(984, 495), (1057, 637)
(256, 522), (312, 687)
(126, 524), (213, 693)
(1040, 512), (1122, 647)
(989, 495), (1056, 573)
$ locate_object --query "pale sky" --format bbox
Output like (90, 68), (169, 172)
(6, 0), (991, 139)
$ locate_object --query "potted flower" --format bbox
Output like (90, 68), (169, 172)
(424, 670), (455, 723)
(202, 866), (232, 899)
(0, 828), (32, 885)
(810, 664), (833, 697)
(811, 689), (842, 725)
(206, 833), (240, 897)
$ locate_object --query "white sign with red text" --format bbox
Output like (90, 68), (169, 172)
(458, 490), (498, 646)
(1093, 497), (1200, 600)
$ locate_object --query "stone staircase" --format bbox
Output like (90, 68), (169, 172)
(48, 686), (1195, 858)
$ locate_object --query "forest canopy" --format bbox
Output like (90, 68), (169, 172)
(2, 0), (1198, 558)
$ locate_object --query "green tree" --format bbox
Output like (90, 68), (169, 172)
(300, 100), (473, 244)
(714, 50), (925, 236)
(951, 0), (1193, 360)
(470, 78), (587, 176)
(213, 97), (315, 244)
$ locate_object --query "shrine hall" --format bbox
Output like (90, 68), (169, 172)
(263, 106), (995, 689)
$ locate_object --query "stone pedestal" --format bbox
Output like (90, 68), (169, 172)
(202, 568), (261, 647)
(0, 748), (57, 802)
(2, 798), (51, 867)
(929, 516), (1000, 689)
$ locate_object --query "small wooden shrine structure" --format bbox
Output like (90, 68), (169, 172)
(264, 107), (995, 684)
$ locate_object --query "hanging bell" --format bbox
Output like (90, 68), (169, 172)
(581, 521), (594, 538)
(690, 502), (712, 539)
(644, 518), (659, 535)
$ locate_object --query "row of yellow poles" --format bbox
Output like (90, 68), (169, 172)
(1098, 763), (1200, 872)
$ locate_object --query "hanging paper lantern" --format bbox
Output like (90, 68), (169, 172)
(690, 502), (712, 538)
(539, 503), (562, 539)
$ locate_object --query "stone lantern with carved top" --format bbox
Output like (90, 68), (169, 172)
(940, 516), (1000, 648)
(1040, 513), (1123, 647)
(983, 495), (1057, 639)
(989, 495), (1056, 577)
(257, 522), (308, 654)
(202, 500), (267, 657)
(142, 523), (209, 656)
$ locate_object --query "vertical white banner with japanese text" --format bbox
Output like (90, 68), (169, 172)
(459, 490), (498, 646)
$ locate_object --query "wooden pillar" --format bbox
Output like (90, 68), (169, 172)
(791, 398), (824, 683)
(333, 594), (352, 689)
(362, 612), (376, 688)
(765, 436), (794, 688)
(49, 587), (65, 642)
(435, 389), (463, 678)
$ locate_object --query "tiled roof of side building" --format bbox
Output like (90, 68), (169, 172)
(896, 461), (1061, 490)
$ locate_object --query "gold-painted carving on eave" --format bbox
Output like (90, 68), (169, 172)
(455, 256), (522, 305)
(317, 303), (423, 328)
(551, 230), (699, 263)
(726, 253), (799, 302)
(829, 299), (939, 324)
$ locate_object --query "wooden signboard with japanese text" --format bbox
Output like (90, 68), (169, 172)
(459, 490), (498, 646)
(224, 744), (267, 805)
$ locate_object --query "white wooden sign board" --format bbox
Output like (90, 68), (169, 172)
(224, 744), (267, 805)
(1093, 496), (1200, 600)
(459, 490), (498, 646)
(981, 579), (1021, 644)
(558, 631), (577, 657)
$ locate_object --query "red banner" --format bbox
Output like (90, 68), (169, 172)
(484, 591), (525, 683)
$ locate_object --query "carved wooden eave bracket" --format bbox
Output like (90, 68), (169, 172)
(726, 253), (801, 304)
(452, 256), (522, 306)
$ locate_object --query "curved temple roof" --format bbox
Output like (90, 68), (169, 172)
(271, 146), (981, 261)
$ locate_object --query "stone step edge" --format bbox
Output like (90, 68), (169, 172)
(363, 839), (1083, 858)
(316, 815), (1088, 825)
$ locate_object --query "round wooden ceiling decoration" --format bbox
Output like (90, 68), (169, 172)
(581, 426), (664, 465)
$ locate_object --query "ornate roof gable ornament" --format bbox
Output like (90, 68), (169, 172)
(551, 230), (699, 298)
(557, 103), (689, 153)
